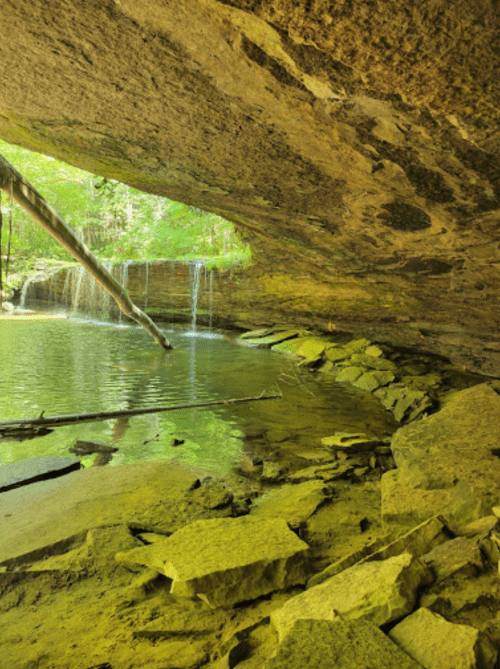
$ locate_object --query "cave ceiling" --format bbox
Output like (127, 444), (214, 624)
(1, 0), (500, 372)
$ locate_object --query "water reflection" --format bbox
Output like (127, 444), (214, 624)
(0, 318), (398, 473)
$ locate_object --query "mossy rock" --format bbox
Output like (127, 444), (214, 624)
(350, 353), (397, 373)
(296, 338), (326, 361)
(242, 330), (302, 348)
(354, 371), (396, 393)
(272, 336), (314, 356)
(325, 346), (349, 363)
(343, 338), (372, 355)
(336, 366), (365, 384)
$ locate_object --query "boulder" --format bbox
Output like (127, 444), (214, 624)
(271, 552), (431, 641)
(116, 516), (310, 608)
(389, 607), (498, 669)
(0, 455), (81, 493)
(266, 619), (423, 669)
(382, 384), (500, 528)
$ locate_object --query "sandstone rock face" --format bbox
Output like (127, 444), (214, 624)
(116, 515), (310, 607)
(382, 384), (500, 529)
(1, 2), (500, 373)
(389, 607), (498, 669)
(270, 552), (431, 640)
(266, 619), (423, 669)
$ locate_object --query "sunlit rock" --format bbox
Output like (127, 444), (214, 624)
(116, 516), (310, 607)
(271, 552), (432, 641)
(389, 607), (498, 669)
(266, 619), (423, 669)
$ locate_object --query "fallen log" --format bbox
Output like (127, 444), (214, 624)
(0, 394), (281, 435)
(0, 153), (173, 350)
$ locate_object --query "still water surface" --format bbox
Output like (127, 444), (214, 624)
(0, 318), (397, 473)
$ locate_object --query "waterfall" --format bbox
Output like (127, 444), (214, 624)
(143, 261), (149, 310)
(67, 262), (113, 319)
(208, 269), (214, 330)
(190, 260), (203, 332)
(117, 260), (132, 322)
(19, 277), (34, 309)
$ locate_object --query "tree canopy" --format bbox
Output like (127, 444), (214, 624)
(0, 140), (249, 269)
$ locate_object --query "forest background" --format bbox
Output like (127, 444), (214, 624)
(0, 140), (249, 283)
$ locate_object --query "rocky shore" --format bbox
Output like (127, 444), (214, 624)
(2, 331), (500, 668)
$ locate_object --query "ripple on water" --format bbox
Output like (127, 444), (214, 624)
(0, 318), (398, 473)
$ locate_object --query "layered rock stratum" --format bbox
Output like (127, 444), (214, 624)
(1, 1), (500, 370)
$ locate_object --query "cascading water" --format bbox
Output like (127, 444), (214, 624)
(19, 277), (34, 309)
(143, 261), (149, 310)
(189, 260), (203, 332)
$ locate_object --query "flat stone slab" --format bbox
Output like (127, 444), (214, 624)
(382, 384), (500, 527)
(0, 456), (81, 493)
(0, 460), (225, 567)
(271, 552), (431, 640)
(266, 619), (423, 669)
(389, 607), (498, 669)
(116, 515), (310, 608)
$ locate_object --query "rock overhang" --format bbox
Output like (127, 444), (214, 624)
(1, 0), (500, 371)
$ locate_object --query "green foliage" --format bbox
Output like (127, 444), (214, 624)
(0, 140), (250, 272)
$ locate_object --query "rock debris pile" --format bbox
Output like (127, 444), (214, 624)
(1, 334), (500, 668)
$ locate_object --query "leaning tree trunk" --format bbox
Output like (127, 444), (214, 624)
(0, 153), (173, 350)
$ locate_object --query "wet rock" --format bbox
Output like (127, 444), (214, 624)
(342, 338), (372, 354)
(271, 552), (432, 640)
(69, 440), (119, 456)
(0, 456), (81, 493)
(309, 516), (448, 587)
(241, 330), (301, 348)
(389, 607), (498, 669)
(422, 536), (485, 583)
(382, 384), (500, 528)
(354, 370), (396, 392)
(350, 352), (397, 372)
(324, 345), (349, 362)
(374, 385), (432, 422)
(321, 432), (387, 453)
(364, 345), (384, 358)
(266, 619), (423, 669)
(1, 301), (15, 312)
(271, 336), (312, 356)
(116, 516), (310, 608)
(295, 337), (326, 362)
(335, 366), (365, 384)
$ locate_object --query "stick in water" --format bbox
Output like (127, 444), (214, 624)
(0, 394), (281, 431)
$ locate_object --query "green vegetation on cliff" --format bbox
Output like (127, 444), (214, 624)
(0, 140), (249, 271)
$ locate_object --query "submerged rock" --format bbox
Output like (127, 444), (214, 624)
(0, 455), (81, 493)
(266, 619), (423, 669)
(116, 515), (310, 607)
(321, 432), (387, 454)
(389, 607), (498, 669)
(271, 552), (432, 641)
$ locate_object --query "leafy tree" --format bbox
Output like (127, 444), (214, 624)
(0, 140), (249, 272)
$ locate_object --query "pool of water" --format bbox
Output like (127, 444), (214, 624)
(0, 317), (398, 474)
